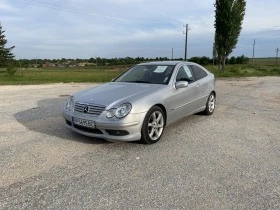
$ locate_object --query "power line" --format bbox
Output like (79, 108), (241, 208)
(12, 0), (143, 22)
(11, 0), (178, 25)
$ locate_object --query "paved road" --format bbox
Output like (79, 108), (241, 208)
(0, 77), (280, 209)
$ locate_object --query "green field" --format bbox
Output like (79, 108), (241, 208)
(249, 57), (279, 66)
(0, 67), (127, 85)
(0, 58), (279, 85)
(206, 64), (280, 78)
(207, 57), (280, 77)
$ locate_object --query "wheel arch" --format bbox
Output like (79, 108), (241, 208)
(140, 104), (167, 144)
(153, 104), (167, 126)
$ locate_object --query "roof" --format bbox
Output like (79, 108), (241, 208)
(138, 61), (190, 66)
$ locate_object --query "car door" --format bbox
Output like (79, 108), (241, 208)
(189, 65), (209, 109)
(166, 64), (201, 124)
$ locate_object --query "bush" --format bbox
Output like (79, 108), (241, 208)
(189, 56), (211, 65)
(6, 65), (17, 77)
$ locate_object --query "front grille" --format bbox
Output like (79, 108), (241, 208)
(74, 102), (105, 115)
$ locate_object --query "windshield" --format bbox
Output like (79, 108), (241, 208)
(114, 65), (175, 85)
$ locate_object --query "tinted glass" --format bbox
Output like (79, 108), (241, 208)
(176, 65), (194, 82)
(190, 65), (208, 80)
(114, 65), (175, 85)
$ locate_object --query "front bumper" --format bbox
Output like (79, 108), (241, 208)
(62, 110), (146, 141)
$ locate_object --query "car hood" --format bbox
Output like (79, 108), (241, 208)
(74, 82), (163, 108)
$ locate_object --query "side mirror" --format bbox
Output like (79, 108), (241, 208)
(175, 81), (189, 89)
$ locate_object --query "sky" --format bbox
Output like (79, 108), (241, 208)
(0, 0), (279, 59)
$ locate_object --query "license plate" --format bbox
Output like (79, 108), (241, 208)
(73, 117), (95, 128)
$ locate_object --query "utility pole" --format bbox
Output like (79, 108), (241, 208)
(183, 24), (190, 61)
(276, 48), (279, 64)
(171, 48), (174, 60)
(252, 39), (256, 65)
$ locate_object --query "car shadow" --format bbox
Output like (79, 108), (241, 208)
(13, 97), (110, 144)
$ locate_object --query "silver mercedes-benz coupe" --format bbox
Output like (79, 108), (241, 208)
(63, 61), (216, 144)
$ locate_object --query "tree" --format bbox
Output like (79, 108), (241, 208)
(229, 56), (236, 64)
(200, 56), (211, 65)
(189, 56), (200, 64)
(214, 0), (246, 71)
(0, 23), (15, 69)
(236, 54), (249, 64)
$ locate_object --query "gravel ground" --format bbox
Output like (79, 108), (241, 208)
(0, 77), (279, 210)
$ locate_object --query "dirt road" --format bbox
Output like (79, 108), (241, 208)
(0, 77), (279, 209)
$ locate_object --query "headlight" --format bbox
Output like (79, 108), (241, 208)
(115, 103), (132, 118)
(66, 96), (74, 112)
(106, 103), (132, 118)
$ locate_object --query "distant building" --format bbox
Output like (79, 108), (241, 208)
(78, 62), (95, 67)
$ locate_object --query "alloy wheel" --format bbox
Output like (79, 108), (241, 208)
(147, 111), (164, 141)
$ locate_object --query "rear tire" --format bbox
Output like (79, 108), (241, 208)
(140, 106), (165, 144)
(203, 92), (215, 115)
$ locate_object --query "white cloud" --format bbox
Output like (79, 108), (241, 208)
(0, 0), (279, 58)
(243, 0), (280, 32)
(0, 0), (17, 11)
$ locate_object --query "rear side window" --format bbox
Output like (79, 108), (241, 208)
(190, 65), (208, 81)
(176, 65), (195, 83)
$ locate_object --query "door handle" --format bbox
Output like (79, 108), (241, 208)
(196, 83), (200, 87)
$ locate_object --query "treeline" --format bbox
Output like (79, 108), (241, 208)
(15, 57), (173, 68)
(189, 55), (250, 65)
(13, 55), (250, 68)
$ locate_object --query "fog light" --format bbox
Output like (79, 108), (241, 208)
(106, 130), (129, 136)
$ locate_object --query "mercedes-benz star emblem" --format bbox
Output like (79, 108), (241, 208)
(84, 106), (89, 113)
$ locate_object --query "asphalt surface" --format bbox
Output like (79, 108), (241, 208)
(0, 77), (280, 210)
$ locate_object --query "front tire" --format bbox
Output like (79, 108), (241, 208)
(203, 92), (216, 115)
(140, 106), (165, 144)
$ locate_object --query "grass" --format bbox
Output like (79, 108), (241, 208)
(250, 57), (279, 66)
(0, 58), (279, 85)
(0, 67), (127, 85)
(206, 64), (280, 78)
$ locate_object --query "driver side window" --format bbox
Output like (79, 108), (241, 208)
(176, 65), (194, 82)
